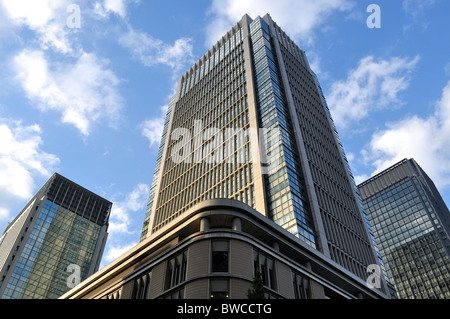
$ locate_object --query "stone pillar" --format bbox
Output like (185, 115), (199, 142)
(200, 217), (210, 231)
(232, 217), (241, 231)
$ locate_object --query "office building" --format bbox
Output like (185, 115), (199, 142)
(141, 12), (383, 283)
(358, 158), (450, 298)
(61, 198), (386, 299)
(0, 173), (111, 299)
(61, 14), (388, 299)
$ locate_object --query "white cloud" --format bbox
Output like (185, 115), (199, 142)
(108, 183), (150, 235)
(206, 0), (353, 46)
(118, 27), (194, 76)
(402, 0), (435, 31)
(14, 49), (123, 135)
(38, 21), (73, 54)
(1, 0), (138, 54)
(0, 0), (64, 28)
(0, 0), (75, 54)
(94, 0), (138, 19)
(141, 118), (164, 147)
(102, 0), (127, 18)
(140, 105), (168, 148)
(306, 51), (324, 77)
(326, 55), (420, 128)
(362, 80), (450, 189)
(0, 119), (60, 221)
(101, 183), (149, 266)
(102, 242), (137, 266)
(445, 62), (450, 77)
(353, 173), (370, 186)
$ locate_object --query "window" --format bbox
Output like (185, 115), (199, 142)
(210, 279), (230, 299)
(165, 250), (188, 290)
(132, 273), (151, 299)
(253, 250), (276, 290)
(105, 288), (122, 300)
(211, 240), (229, 273)
(292, 272), (309, 299)
(164, 287), (185, 299)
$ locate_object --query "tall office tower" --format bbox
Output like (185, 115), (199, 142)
(358, 159), (450, 299)
(0, 173), (111, 299)
(62, 14), (386, 300)
(140, 14), (382, 284)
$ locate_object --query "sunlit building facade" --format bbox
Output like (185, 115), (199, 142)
(358, 159), (450, 298)
(139, 14), (385, 290)
(62, 198), (387, 300)
(0, 173), (111, 299)
(60, 14), (389, 300)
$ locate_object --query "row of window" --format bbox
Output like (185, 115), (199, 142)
(179, 28), (244, 97)
(152, 46), (254, 231)
(47, 178), (110, 226)
(174, 70), (247, 132)
(272, 23), (309, 69)
(155, 64), (254, 230)
(178, 45), (245, 120)
(363, 178), (450, 299)
(127, 241), (311, 300)
(2, 200), (100, 299)
(164, 105), (250, 168)
(276, 28), (380, 277)
(154, 160), (256, 232)
(249, 17), (316, 249)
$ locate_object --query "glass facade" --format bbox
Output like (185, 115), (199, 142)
(360, 160), (450, 298)
(2, 200), (102, 299)
(270, 19), (379, 279)
(0, 174), (110, 299)
(249, 17), (316, 248)
(139, 14), (381, 287)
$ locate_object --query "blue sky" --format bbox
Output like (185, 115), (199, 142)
(0, 0), (449, 269)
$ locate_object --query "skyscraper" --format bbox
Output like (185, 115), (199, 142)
(358, 159), (450, 299)
(141, 14), (382, 285)
(0, 173), (111, 299)
(61, 14), (388, 300)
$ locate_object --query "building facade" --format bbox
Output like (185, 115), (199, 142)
(61, 199), (386, 299)
(0, 173), (111, 299)
(358, 158), (450, 299)
(60, 14), (389, 300)
(140, 14), (385, 287)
